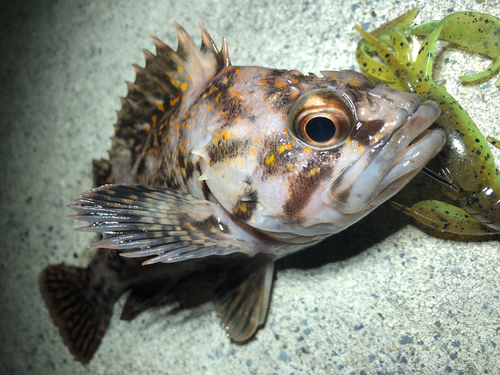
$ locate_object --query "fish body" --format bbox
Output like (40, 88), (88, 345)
(40, 23), (445, 363)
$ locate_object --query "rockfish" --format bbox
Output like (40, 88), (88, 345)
(39, 23), (445, 363)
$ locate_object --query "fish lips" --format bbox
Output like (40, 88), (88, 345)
(322, 100), (445, 214)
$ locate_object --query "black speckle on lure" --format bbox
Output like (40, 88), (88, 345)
(355, 8), (500, 235)
(39, 22), (446, 363)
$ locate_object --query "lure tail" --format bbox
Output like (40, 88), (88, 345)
(39, 264), (114, 364)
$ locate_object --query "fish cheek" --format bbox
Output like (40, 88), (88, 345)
(204, 144), (259, 221)
(283, 159), (334, 220)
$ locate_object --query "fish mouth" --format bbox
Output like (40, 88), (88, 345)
(322, 101), (446, 214)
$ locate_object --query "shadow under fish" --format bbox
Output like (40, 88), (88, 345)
(39, 22), (445, 363)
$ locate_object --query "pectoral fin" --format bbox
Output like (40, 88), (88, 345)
(214, 258), (274, 342)
(69, 184), (264, 264)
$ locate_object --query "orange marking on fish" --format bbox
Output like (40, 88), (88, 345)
(304, 147), (311, 153)
(240, 203), (247, 213)
(155, 102), (165, 112)
(181, 82), (187, 91)
(216, 93), (221, 102)
(275, 80), (287, 88)
(177, 66), (183, 73)
(278, 143), (291, 154)
(223, 130), (228, 141)
(265, 154), (275, 165)
(170, 97), (180, 106)
(290, 87), (300, 99)
(310, 167), (320, 177)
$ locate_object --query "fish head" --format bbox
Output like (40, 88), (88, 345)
(198, 68), (445, 248)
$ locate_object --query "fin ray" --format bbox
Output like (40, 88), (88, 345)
(214, 259), (274, 342)
(39, 265), (113, 364)
(70, 184), (261, 264)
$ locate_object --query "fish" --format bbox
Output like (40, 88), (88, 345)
(39, 23), (446, 363)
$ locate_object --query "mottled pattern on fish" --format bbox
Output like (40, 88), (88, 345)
(41, 22), (446, 364)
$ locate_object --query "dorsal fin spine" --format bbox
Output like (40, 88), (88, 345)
(198, 22), (220, 55)
(110, 23), (228, 183)
(221, 37), (232, 67)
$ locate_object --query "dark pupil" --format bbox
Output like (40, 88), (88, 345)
(305, 117), (336, 143)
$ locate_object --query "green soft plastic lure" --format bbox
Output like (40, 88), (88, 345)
(355, 8), (500, 235)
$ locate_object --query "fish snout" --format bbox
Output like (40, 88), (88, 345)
(357, 84), (425, 131)
(321, 90), (442, 215)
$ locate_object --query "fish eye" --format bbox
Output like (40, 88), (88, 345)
(305, 116), (336, 142)
(288, 89), (354, 150)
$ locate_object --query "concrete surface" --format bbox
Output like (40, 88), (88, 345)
(1, 0), (499, 374)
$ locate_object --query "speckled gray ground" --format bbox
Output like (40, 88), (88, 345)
(1, 0), (499, 374)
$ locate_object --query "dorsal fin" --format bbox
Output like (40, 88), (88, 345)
(109, 24), (230, 183)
